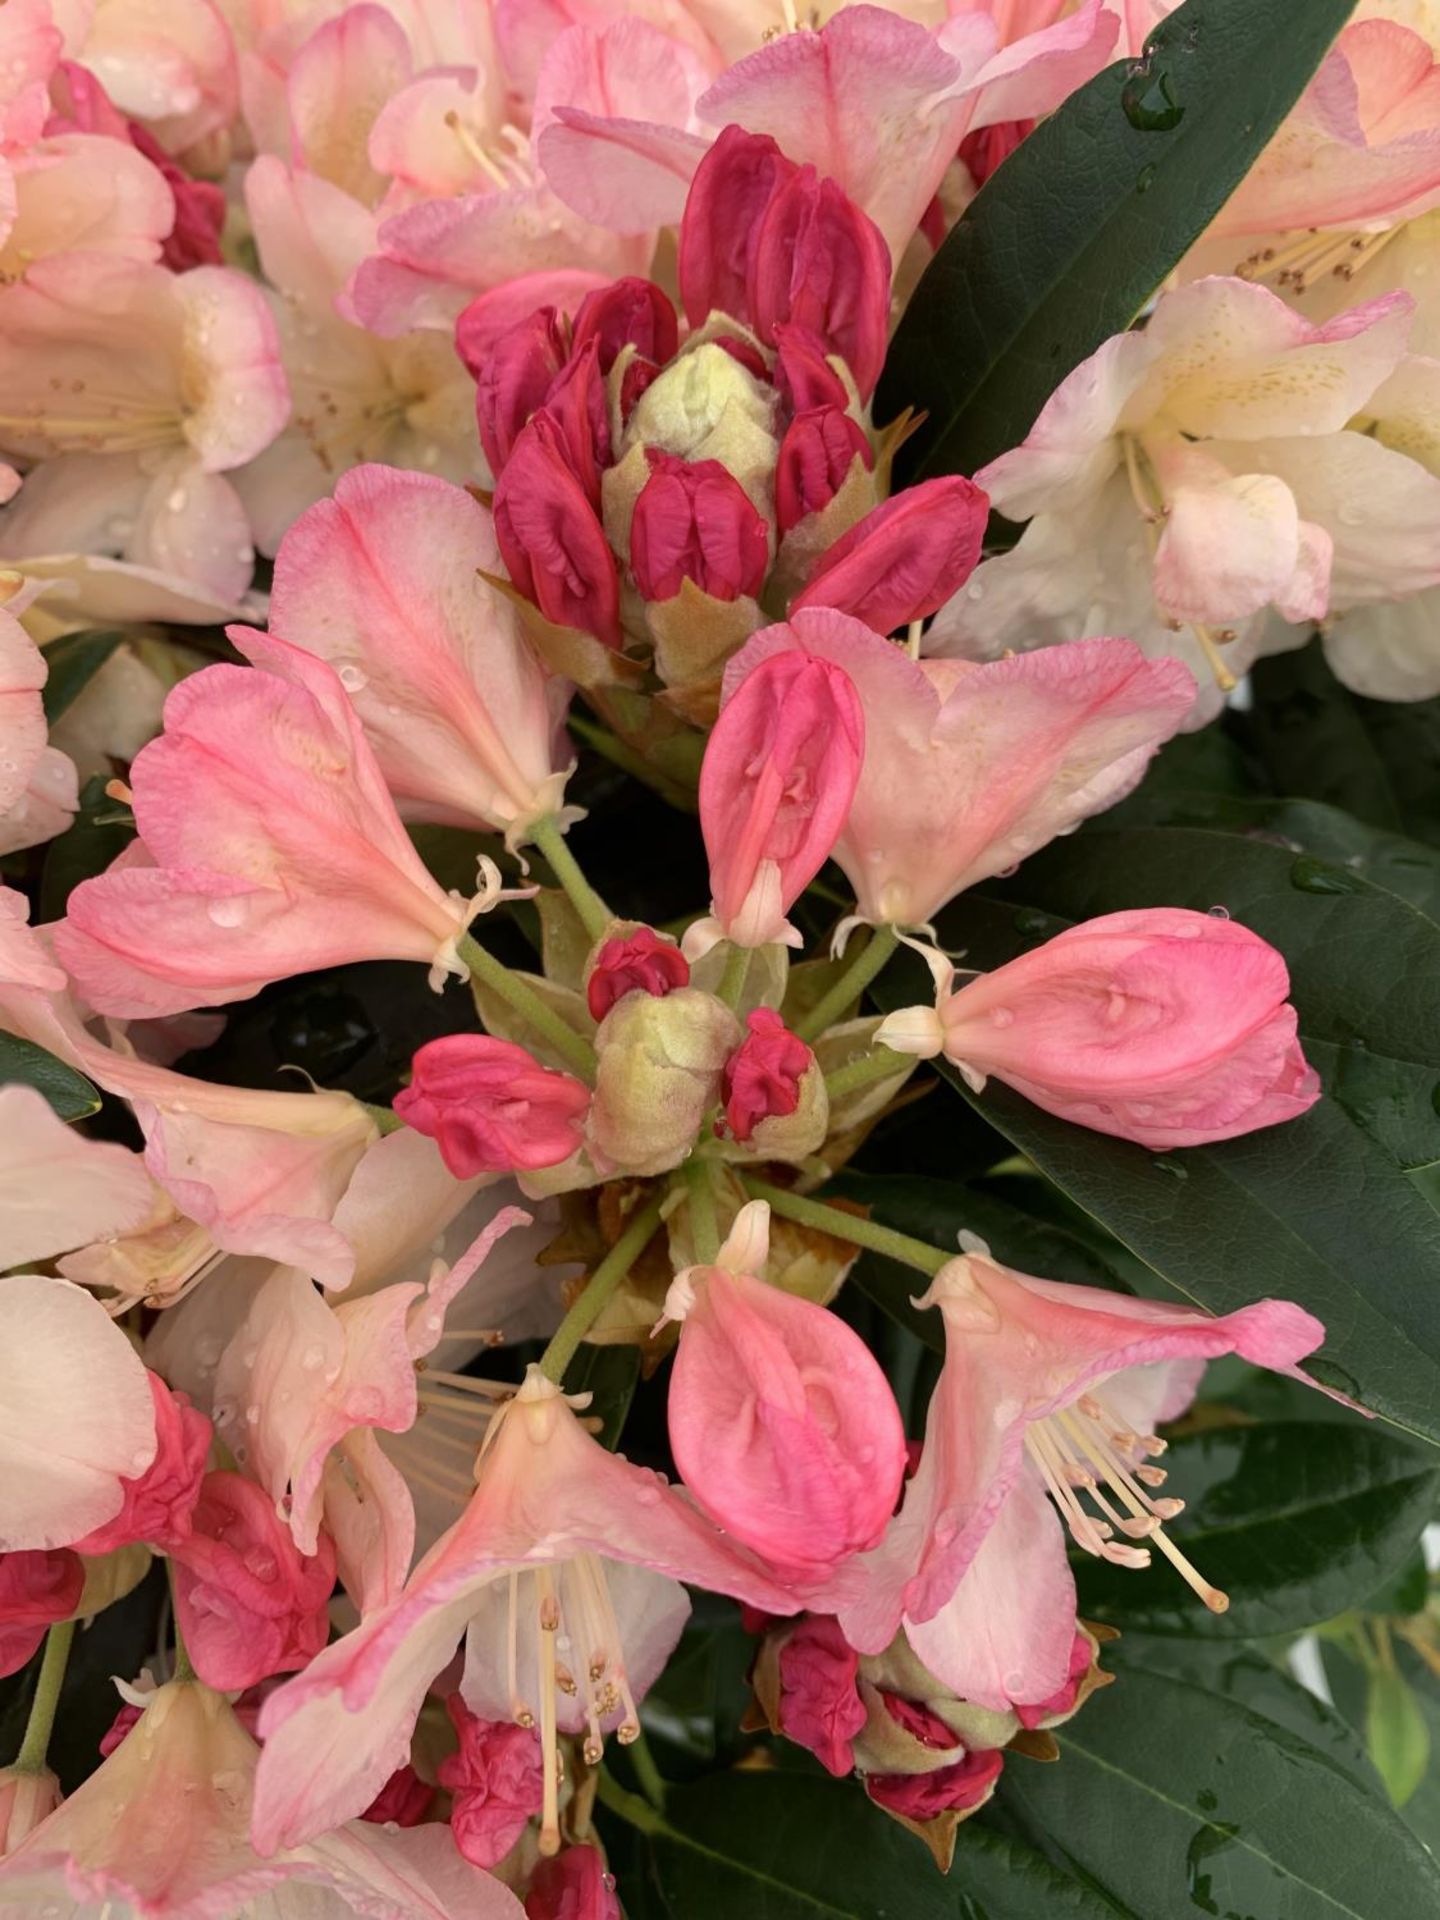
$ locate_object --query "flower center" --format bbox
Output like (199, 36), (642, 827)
(1024, 1392), (1228, 1614)
(1233, 224), (1404, 295)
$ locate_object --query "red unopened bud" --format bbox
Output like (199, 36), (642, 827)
(525, 1845), (621, 1920)
(493, 412), (622, 645)
(631, 452), (769, 604)
(587, 926), (690, 1021)
(722, 1008), (812, 1142)
(776, 406), (873, 536)
(678, 124), (792, 331)
(46, 60), (131, 137)
(879, 1691), (960, 1749)
(361, 1764), (437, 1828)
(793, 475), (989, 634)
(466, 306), (569, 475)
(71, 1370), (211, 1555)
(542, 338), (611, 504)
(1014, 1629), (1095, 1730)
(438, 1694), (544, 1870)
(865, 1749), (1004, 1820)
(129, 122), (226, 271)
(573, 277), (678, 373)
(959, 119), (1035, 188)
(749, 168), (891, 400)
(776, 1616), (866, 1777)
(0, 1549), (83, 1679)
(772, 323), (850, 415)
(394, 1033), (591, 1178)
(619, 354), (661, 422)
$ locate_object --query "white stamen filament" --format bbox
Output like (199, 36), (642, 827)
(1028, 1394), (1228, 1612)
(535, 1567), (562, 1856)
(1235, 224), (1402, 294)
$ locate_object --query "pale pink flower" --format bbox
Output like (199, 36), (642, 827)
(0, 603), (77, 855)
(880, 908), (1322, 1149)
(253, 465), (574, 840)
(0, 255), (288, 603)
(929, 276), (1440, 716)
(54, 0), (240, 154)
(0, 1273), (156, 1551)
(251, 1365), (801, 1855)
(0, 1677), (524, 1919)
(730, 611), (1192, 929)
(55, 635), (476, 1018)
(690, 643), (864, 952)
(0, 1083), (152, 1270)
(235, 159), (480, 549)
(835, 1243), (1325, 1711)
(663, 1200), (906, 1580)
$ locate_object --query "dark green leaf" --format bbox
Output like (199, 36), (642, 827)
(878, 0), (1357, 479)
(643, 1771), (1128, 1918)
(1002, 1666), (1440, 1919)
(40, 773), (136, 921)
(1072, 1423), (1439, 1637)
(1248, 649), (1414, 835)
(560, 1342), (640, 1451)
(0, 1032), (100, 1121)
(40, 629), (124, 725)
(1320, 1638), (1440, 1858)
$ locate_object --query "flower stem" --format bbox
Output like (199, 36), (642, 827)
(794, 925), (899, 1043)
(822, 1044), (912, 1103)
(540, 1192), (667, 1382)
(596, 1767), (666, 1836)
(738, 1174), (949, 1276)
(717, 943), (750, 1009)
(458, 932), (598, 1080)
(14, 1620), (75, 1773)
(530, 816), (612, 944)
(627, 1727), (669, 1811)
(682, 1157), (720, 1264)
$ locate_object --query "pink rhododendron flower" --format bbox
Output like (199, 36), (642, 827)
(791, 476), (990, 635)
(721, 1008), (813, 1143)
(252, 465), (575, 842)
(252, 1366), (802, 1855)
(0, 1084), (151, 1270)
(397, 1035), (592, 1178)
(0, 255), (288, 604)
(0, 1273), (156, 1552)
(525, 1844), (622, 1920)
(71, 1371), (211, 1557)
(630, 452), (771, 602)
(691, 645), (864, 951)
(438, 1694), (544, 1869)
(664, 1200), (906, 1580)
(0, 1548), (83, 1679)
(879, 907), (1322, 1148)
(171, 1470), (336, 1691)
(0, 605), (77, 856)
(57, 0), (239, 153)
(930, 276), (1440, 714)
(55, 635), (477, 1018)
(728, 612), (1193, 928)
(775, 1613), (867, 1777)
(586, 926), (690, 1021)
(0, 1677), (524, 1918)
(836, 1243), (1327, 1711)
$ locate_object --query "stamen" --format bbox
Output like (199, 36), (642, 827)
(443, 110), (511, 190)
(535, 1567), (562, 1855)
(1235, 224), (1403, 293)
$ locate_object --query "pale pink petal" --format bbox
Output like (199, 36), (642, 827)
(287, 2), (414, 204)
(2, 132), (173, 274)
(1319, 587), (1440, 698)
(0, 1274), (157, 1551)
(0, 1085), (153, 1269)
(369, 68), (502, 196)
(1151, 455), (1307, 625)
(129, 458), (256, 604)
(964, 0), (1118, 131)
(74, 0), (240, 152)
(173, 264), (290, 472)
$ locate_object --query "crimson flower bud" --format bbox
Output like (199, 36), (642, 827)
(525, 1846), (622, 1920)
(866, 1751), (1005, 1821)
(776, 406), (873, 536)
(493, 413), (622, 646)
(438, 1693), (544, 1870)
(70, 1370), (211, 1555)
(959, 119), (1035, 188)
(394, 1034), (591, 1178)
(793, 475), (989, 633)
(772, 322), (850, 415)
(748, 167), (892, 399)
(775, 1616), (866, 1776)
(678, 124), (792, 331)
(572, 276), (678, 373)
(721, 1008), (812, 1142)
(586, 925), (690, 1022)
(0, 1549), (83, 1679)
(631, 452), (770, 604)
(361, 1764), (436, 1827)
(466, 306), (569, 476)
(541, 337), (611, 503)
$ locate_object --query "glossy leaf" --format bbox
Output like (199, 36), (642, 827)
(0, 1032), (101, 1121)
(1002, 1667), (1440, 1919)
(878, 0), (1356, 480)
(1072, 1423), (1439, 1638)
(39, 629), (124, 725)
(639, 1771), (1127, 1919)
(1366, 1665), (1431, 1808)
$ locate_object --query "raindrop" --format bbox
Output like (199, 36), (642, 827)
(206, 897), (247, 929)
(301, 1345), (327, 1371)
(989, 1007), (1015, 1029)
(1121, 66), (1184, 132)
(337, 661), (369, 693)
(1185, 1820), (1239, 1915)
(1136, 162), (1158, 193)
(1012, 908), (1049, 936)
(1206, 904), (1230, 920)
(1152, 1156), (1188, 1180)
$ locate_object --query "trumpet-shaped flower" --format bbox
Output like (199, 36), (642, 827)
(0, 1084), (151, 1269)
(835, 1244), (1326, 1712)
(928, 276), (1440, 716)
(55, 634), (477, 1018)
(879, 908), (1321, 1149)
(729, 612), (1192, 929)
(252, 1366), (802, 1855)
(253, 465), (575, 839)
(0, 603), (77, 856)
